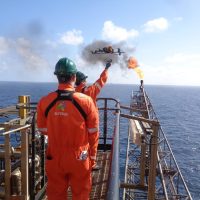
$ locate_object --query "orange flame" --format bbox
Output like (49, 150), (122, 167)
(128, 57), (144, 80)
(128, 57), (138, 69)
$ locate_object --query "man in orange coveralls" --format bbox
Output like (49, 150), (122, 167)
(75, 61), (111, 107)
(75, 62), (111, 169)
(37, 57), (99, 200)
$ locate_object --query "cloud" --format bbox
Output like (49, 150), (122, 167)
(60, 29), (84, 45)
(174, 17), (183, 22)
(102, 21), (139, 42)
(15, 37), (49, 70)
(0, 61), (8, 72)
(164, 53), (200, 66)
(74, 55), (88, 68)
(150, 53), (200, 85)
(143, 17), (169, 33)
(0, 36), (10, 54)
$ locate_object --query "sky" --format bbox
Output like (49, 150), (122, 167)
(0, 0), (200, 86)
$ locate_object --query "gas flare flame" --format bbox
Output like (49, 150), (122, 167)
(128, 57), (144, 80)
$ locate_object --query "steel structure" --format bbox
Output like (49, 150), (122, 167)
(121, 86), (193, 200)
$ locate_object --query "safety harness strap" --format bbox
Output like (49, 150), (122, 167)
(45, 90), (87, 120)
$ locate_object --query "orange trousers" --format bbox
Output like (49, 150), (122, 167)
(45, 152), (91, 200)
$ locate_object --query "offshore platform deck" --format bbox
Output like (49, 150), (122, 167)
(0, 85), (193, 200)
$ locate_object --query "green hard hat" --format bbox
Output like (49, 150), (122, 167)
(76, 71), (88, 86)
(54, 57), (77, 76)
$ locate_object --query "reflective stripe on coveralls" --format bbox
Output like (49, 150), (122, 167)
(37, 83), (99, 200)
(88, 127), (98, 133)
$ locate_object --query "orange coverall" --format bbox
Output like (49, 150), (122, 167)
(75, 69), (108, 107)
(75, 69), (108, 168)
(37, 83), (99, 200)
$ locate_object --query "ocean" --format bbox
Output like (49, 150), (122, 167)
(0, 82), (200, 199)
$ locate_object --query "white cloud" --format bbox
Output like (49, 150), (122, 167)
(147, 53), (200, 86)
(74, 55), (88, 68)
(60, 29), (84, 45)
(0, 36), (9, 54)
(45, 40), (58, 48)
(143, 17), (169, 33)
(174, 17), (183, 22)
(0, 61), (8, 72)
(102, 21), (139, 42)
(16, 37), (49, 70)
(164, 53), (200, 66)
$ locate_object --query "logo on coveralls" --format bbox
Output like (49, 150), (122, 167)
(57, 101), (66, 111)
(54, 102), (68, 116)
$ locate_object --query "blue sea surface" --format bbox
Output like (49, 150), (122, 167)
(0, 82), (200, 199)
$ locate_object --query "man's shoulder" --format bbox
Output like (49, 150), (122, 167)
(38, 91), (57, 103)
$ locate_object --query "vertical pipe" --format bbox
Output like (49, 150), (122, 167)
(147, 124), (159, 200)
(103, 99), (108, 151)
(140, 143), (146, 186)
(30, 112), (36, 200)
(41, 135), (46, 187)
(5, 129), (11, 200)
(140, 88), (148, 186)
(21, 129), (29, 199)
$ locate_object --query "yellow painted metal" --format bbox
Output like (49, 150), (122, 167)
(18, 95), (30, 119)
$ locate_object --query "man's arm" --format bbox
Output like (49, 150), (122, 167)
(86, 68), (109, 99)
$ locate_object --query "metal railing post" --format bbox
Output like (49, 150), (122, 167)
(21, 129), (30, 200)
(5, 127), (11, 200)
(106, 103), (120, 200)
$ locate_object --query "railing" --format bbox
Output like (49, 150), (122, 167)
(0, 123), (30, 199)
(0, 97), (121, 200)
(143, 88), (192, 199)
(0, 97), (46, 200)
(99, 98), (120, 200)
(97, 98), (121, 200)
(122, 86), (193, 200)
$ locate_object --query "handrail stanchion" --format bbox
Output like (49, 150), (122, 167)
(106, 102), (120, 200)
(21, 128), (29, 199)
(103, 99), (108, 151)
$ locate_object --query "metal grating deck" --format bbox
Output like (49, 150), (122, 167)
(90, 151), (111, 200)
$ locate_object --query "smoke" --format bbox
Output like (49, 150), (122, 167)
(0, 20), (50, 71)
(81, 40), (136, 70)
(26, 20), (44, 38)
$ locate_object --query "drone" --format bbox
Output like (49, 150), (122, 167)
(91, 46), (125, 55)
